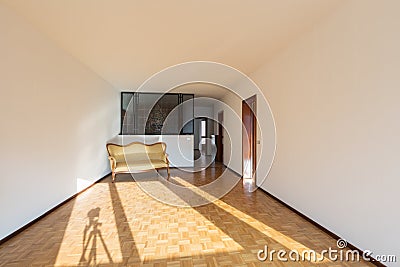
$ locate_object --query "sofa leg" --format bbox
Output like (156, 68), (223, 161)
(112, 172), (116, 183)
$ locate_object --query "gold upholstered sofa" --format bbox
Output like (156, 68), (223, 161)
(106, 142), (170, 182)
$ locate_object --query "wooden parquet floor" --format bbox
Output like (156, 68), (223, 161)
(0, 164), (374, 266)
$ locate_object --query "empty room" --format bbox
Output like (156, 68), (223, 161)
(0, 0), (399, 266)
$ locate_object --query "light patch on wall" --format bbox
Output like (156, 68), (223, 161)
(77, 178), (93, 192)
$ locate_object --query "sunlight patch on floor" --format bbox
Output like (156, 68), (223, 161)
(55, 183), (123, 266)
(170, 175), (332, 263)
(114, 180), (245, 261)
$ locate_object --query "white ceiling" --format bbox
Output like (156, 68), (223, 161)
(170, 83), (230, 99)
(2, 0), (344, 91)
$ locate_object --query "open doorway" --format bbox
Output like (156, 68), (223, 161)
(193, 117), (216, 169)
(242, 95), (256, 180)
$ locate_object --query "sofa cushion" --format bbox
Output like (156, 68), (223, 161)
(115, 160), (168, 173)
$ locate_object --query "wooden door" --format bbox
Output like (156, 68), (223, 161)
(242, 95), (256, 179)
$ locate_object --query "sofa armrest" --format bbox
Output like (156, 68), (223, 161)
(108, 156), (116, 170)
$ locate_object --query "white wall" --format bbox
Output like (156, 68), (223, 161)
(0, 4), (119, 240)
(250, 0), (400, 264)
(214, 93), (243, 175)
(194, 105), (214, 118)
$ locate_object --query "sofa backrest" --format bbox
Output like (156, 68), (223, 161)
(107, 142), (167, 162)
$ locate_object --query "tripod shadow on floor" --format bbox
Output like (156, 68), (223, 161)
(79, 207), (113, 266)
